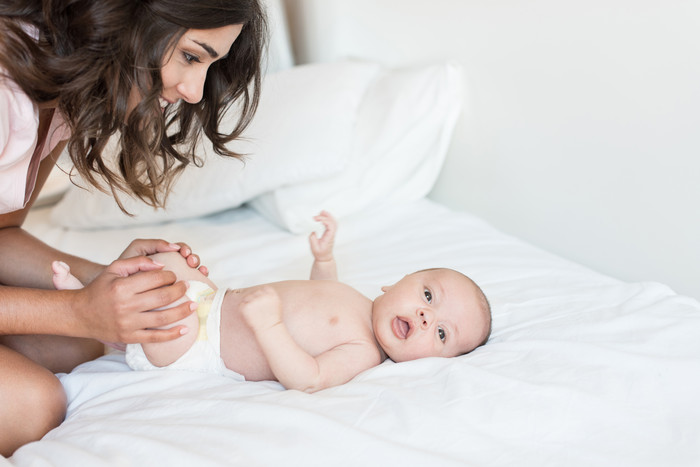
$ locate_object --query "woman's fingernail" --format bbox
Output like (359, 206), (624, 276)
(169, 243), (181, 250)
(152, 260), (164, 267)
(180, 327), (189, 335)
(190, 302), (198, 311)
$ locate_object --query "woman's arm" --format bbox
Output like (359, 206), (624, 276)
(0, 144), (105, 288)
(0, 150), (196, 343)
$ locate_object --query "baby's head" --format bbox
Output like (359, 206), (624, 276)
(371, 268), (491, 362)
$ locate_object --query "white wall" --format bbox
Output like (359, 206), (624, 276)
(281, 0), (700, 300)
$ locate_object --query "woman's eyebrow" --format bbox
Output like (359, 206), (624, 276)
(192, 40), (219, 58)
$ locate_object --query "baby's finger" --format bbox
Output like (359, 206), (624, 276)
(309, 232), (321, 249)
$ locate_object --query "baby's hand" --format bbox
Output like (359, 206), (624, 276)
(309, 210), (337, 262)
(239, 286), (283, 334)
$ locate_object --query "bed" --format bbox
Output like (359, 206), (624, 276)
(11, 197), (700, 466)
(7, 2), (700, 466)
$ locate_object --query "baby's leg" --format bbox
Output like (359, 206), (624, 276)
(52, 261), (84, 290)
(139, 293), (199, 367)
(138, 252), (211, 367)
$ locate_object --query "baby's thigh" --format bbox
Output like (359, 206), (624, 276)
(141, 252), (215, 366)
(141, 311), (199, 367)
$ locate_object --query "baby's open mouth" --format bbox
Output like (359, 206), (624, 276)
(392, 317), (410, 339)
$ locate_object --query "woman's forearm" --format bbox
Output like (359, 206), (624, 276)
(0, 286), (79, 336)
(0, 226), (103, 289)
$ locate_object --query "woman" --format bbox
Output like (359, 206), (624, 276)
(0, 0), (266, 455)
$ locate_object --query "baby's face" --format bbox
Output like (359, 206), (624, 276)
(372, 269), (487, 362)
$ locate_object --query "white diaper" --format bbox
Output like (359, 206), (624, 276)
(125, 281), (243, 381)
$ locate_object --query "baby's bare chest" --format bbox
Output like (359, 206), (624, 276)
(278, 281), (375, 354)
(220, 281), (375, 380)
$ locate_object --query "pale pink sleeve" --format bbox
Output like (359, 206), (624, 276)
(0, 78), (40, 214)
(42, 108), (71, 159)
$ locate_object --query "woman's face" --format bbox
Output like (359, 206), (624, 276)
(127, 24), (243, 114)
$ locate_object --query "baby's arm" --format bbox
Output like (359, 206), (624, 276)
(240, 287), (379, 393)
(309, 211), (338, 281)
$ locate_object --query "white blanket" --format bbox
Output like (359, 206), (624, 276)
(10, 199), (700, 466)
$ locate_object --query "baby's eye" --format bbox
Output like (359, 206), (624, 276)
(424, 288), (432, 303)
(437, 326), (446, 342)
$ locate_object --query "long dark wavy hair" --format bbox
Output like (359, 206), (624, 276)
(0, 0), (267, 209)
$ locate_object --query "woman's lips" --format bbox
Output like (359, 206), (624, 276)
(392, 317), (410, 339)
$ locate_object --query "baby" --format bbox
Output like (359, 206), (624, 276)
(53, 212), (491, 393)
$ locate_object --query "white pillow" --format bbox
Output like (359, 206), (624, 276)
(50, 61), (381, 228)
(249, 61), (463, 233)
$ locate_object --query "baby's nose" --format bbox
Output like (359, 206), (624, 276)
(418, 309), (434, 329)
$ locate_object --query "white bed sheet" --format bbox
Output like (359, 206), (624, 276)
(9, 198), (700, 466)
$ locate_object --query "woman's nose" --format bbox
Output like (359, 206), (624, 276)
(177, 71), (206, 104)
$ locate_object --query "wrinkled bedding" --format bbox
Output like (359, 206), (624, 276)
(10, 198), (700, 466)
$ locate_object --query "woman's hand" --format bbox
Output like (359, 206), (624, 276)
(119, 239), (209, 276)
(71, 255), (196, 344)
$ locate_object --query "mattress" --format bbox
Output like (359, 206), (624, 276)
(9, 198), (700, 466)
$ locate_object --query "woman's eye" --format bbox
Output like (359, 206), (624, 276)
(183, 52), (199, 64)
(438, 326), (446, 342)
(424, 289), (432, 303)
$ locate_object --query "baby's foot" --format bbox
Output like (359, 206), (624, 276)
(52, 261), (84, 290)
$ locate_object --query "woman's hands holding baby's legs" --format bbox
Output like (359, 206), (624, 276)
(70, 255), (195, 344)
